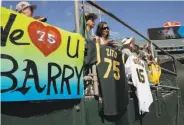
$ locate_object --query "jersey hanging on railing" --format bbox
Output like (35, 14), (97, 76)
(125, 56), (153, 114)
(0, 7), (85, 102)
(96, 43), (129, 116)
(147, 63), (161, 85)
(148, 26), (184, 40)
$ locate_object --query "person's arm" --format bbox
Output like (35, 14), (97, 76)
(107, 39), (118, 47)
(95, 36), (100, 43)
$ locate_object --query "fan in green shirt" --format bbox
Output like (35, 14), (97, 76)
(79, 12), (97, 41)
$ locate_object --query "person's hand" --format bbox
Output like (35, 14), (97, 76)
(38, 17), (46, 21)
(152, 61), (157, 65)
(34, 16), (47, 22)
(147, 60), (153, 65)
(94, 36), (100, 43)
(108, 40), (118, 47)
(85, 13), (89, 17)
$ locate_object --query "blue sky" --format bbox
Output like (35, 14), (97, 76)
(2, 1), (184, 40)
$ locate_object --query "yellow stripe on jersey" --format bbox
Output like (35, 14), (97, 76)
(96, 43), (101, 65)
(122, 53), (125, 64)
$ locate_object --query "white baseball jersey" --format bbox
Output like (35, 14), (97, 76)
(125, 56), (153, 114)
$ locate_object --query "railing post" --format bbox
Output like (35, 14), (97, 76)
(74, 0), (80, 33)
(74, 2), (87, 125)
(92, 65), (99, 96)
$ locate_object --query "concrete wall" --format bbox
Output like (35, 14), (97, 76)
(2, 90), (184, 125)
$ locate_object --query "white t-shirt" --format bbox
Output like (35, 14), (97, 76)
(100, 37), (105, 45)
(95, 36), (107, 45)
(125, 56), (153, 114)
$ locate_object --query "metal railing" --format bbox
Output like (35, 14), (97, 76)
(74, 0), (180, 94)
(73, 2), (183, 124)
(85, 0), (177, 75)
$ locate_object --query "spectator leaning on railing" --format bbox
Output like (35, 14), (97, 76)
(143, 43), (158, 64)
(142, 43), (161, 85)
(79, 13), (98, 96)
(121, 37), (136, 57)
(95, 21), (118, 48)
(85, 13), (97, 35)
(79, 12), (97, 41)
(16, 1), (47, 22)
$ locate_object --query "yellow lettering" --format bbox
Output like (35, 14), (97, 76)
(106, 48), (110, 57)
(113, 60), (120, 80)
(104, 58), (112, 78)
(106, 48), (117, 59)
(104, 58), (120, 80)
(114, 51), (117, 59)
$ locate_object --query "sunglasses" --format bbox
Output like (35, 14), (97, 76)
(102, 27), (109, 30)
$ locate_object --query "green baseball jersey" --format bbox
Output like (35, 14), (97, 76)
(96, 43), (129, 116)
(84, 39), (97, 66)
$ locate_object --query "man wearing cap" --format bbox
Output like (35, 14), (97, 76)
(79, 12), (97, 41)
(121, 37), (136, 57)
(16, 1), (46, 22)
(85, 13), (97, 33)
(143, 43), (158, 63)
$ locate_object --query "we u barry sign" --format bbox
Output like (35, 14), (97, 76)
(1, 7), (85, 102)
